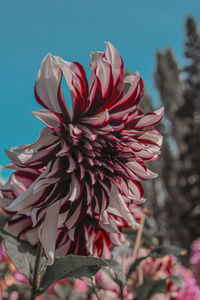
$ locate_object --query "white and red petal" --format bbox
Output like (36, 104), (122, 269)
(54, 56), (87, 119)
(110, 72), (143, 113)
(65, 201), (82, 230)
(6, 166), (50, 211)
(138, 129), (163, 147)
(81, 109), (110, 126)
(35, 54), (63, 113)
(5, 128), (59, 166)
(31, 109), (64, 129)
(108, 184), (139, 228)
(38, 199), (61, 265)
(4, 215), (34, 240)
(134, 107), (164, 129)
(96, 59), (113, 100)
(104, 42), (124, 104)
(126, 161), (158, 180)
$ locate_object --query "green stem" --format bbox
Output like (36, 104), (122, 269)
(131, 212), (146, 263)
(91, 281), (102, 300)
(30, 241), (42, 300)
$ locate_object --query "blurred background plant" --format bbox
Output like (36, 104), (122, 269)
(140, 16), (200, 264)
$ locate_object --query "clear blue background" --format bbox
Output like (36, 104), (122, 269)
(1, 0), (200, 178)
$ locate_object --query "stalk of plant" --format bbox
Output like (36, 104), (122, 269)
(30, 241), (43, 300)
(91, 280), (102, 300)
(131, 211), (146, 263)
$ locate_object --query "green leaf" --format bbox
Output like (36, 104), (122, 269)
(105, 259), (126, 287)
(126, 257), (146, 279)
(134, 279), (167, 300)
(38, 255), (125, 295)
(127, 245), (185, 279)
(0, 229), (46, 282)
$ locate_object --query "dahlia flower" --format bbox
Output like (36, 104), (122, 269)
(5, 42), (163, 264)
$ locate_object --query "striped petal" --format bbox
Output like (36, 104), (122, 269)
(134, 107), (164, 129)
(126, 161), (158, 180)
(110, 72), (143, 112)
(54, 56), (87, 119)
(6, 166), (50, 211)
(35, 54), (62, 113)
(5, 128), (59, 166)
(31, 109), (64, 129)
(38, 199), (61, 265)
(108, 184), (139, 228)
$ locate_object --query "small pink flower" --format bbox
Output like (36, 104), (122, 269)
(190, 238), (200, 284)
(176, 267), (200, 300)
(92, 269), (135, 300)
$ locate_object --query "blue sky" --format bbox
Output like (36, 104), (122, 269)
(0, 0), (200, 178)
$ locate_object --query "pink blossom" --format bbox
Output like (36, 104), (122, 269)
(176, 267), (200, 300)
(137, 250), (200, 300)
(92, 269), (135, 300)
(5, 42), (163, 264)
(190, 238), (200, 284)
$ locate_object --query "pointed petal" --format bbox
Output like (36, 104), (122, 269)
(35, 53), (62, 113)
(134, 107), (164, 129)
(6, 167), (49, 211)
(38, 199), (61, 265)
(138, 130), (163, 147)
(126, 161), (158, 180)
(110, 72), (143, 112)
(104, 42), (124, 106)
(5, 215), (33, 239)
(31, 109), (64, 129)
(5, 128), (59, 166)
(109, 184), (139, 228)
(105, 42), (123, 87)
(96, 58), (113, 99)
(81, 109), (110, 126)
(65, 202), (82, 229)
(54, 56), (87, 118)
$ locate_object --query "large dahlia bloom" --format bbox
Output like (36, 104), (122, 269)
(5, 42), (163, 263)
